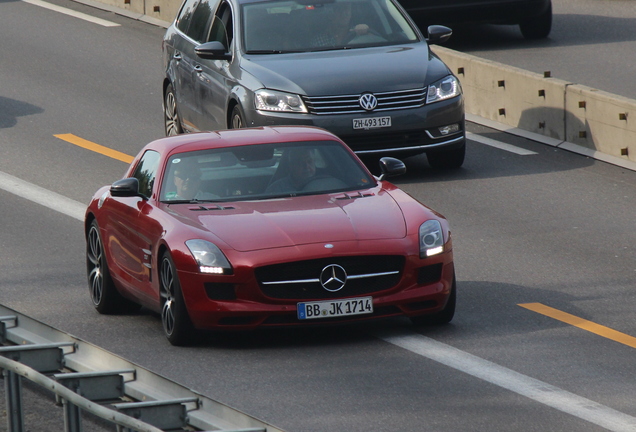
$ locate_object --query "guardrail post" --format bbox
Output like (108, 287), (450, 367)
(3, 368), (25, 432)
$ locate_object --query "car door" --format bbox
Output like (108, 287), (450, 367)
(171, 0), (216, 132)
(106, 151), (163, 303)
(195, 1), (236, 131)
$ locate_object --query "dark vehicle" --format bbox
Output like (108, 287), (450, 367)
(398, 0), (552, 39)
(162, 0), (466, 169)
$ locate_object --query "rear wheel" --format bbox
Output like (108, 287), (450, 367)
(519, 2), (552, 39)
(86, 220), (139, 314)
(164, 83), (183, 136)
(426, 143), (465, 169)
(410, 274), (456, 326)
(160, 251), (195, 346)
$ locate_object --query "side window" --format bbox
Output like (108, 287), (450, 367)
(176, 0), (200, 33)
(132, 150), (161, 199)
(186, 0), (214, 43)
(208, 2), (234, 50)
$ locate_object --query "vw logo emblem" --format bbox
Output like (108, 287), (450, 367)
(320, 264), (347, 292)
(359, 93), (378, 111)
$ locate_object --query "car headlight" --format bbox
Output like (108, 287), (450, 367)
(185, 239), (233, 274)
(426, 75), (461, 104)
(419, 220), (444, 258)
(254, 89), (308, 113)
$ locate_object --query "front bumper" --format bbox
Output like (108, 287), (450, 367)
(243, 95), (465, 157)
(176, 240), (455, 330)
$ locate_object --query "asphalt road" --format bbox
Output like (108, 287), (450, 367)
(2, 0), (636, 431)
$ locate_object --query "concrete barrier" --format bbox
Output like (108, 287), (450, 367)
(432, 45), (636, 165)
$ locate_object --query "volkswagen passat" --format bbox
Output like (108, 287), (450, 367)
(162, 0), (466, 169)
(85, 126), (456, 345)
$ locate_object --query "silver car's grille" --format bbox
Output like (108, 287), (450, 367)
(303, 87), (427, 115)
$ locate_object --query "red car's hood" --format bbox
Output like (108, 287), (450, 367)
(183, 191), (406, 252)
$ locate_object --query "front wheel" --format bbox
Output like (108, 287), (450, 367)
(164, 83), (184, 136)
(86, 220), (139, 314)
(410, 275), (456, 326)
(160, 251), (195, 346)
(519, 2), (552, 39)
(230, 105), (246, 129)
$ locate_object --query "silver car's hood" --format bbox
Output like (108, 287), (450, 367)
(241, 44), (436, 96)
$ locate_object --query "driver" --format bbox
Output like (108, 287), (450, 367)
(311, 2), (370, 48)
(266, 147), (317, 193)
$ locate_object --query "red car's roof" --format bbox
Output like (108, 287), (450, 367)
(144, 126), (343, 155)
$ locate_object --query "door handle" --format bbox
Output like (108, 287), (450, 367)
(173, 52), (182, 61)
(194, 65), (203, 74)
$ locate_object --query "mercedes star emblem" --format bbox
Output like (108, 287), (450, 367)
(320, 264), (347, 292)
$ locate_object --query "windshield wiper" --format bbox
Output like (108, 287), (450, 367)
(245, 49), (303, 54)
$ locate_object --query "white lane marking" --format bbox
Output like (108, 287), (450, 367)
(0, 171), (86, 221)
(22, 0), (121, 27)
(468, 132), (538, 155)
(377, 331), (636, 432)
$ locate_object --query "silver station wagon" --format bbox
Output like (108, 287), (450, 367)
(162, 0), (466, 168)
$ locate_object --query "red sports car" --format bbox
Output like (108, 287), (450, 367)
(85, 126), (456, 345)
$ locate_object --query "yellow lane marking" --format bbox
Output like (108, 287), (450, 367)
(520, 303), (636, 349)
(55, 133), (133, 164)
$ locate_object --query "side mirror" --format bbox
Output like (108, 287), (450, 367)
(195, 41), (232, 60)
(378, 157), (406, 180)
(426, 25), (452, 45)
(110, 178), (142, 198)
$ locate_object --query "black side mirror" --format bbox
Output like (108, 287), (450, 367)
(378, 157), (406, 180)
(426, 25), (452, 45)
(110, 178), (142, 198)
(195, 41), (232, 60)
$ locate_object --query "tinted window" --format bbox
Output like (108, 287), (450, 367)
(208, 2), (234, 49)
(160, 141), (375, 202)
(176, 0), (200, 33)
(187, 0), (214, 42)
(242, 0), (418, 53)
(132, 150), (161, 198)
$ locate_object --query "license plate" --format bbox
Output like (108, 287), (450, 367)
(353, 116), (391, 130)
(298, 297), (373, 320)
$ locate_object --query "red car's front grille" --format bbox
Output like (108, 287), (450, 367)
(255, 256), (404, 300)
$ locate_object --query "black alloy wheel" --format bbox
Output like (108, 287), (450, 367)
(410, 273), (457, 326)
(87, 220), (139, 314)
(160, 251), (195, 345)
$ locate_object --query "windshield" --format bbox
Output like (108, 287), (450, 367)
(160, 140), (376, 202)
(242, 0), (419, 53)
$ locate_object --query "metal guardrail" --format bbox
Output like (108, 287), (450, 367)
(0, 307), (285, 432)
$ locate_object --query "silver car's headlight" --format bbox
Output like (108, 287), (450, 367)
(185, 239), (232, 274)
(419, 220), (444, 258)
(254, 89), (308, 113)
(426, 75), (461, 104)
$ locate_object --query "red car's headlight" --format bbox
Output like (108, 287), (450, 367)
(185, 239), (233, 274)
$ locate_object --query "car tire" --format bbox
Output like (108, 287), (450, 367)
(160, 251), (196, 346)
(230, 105), (246, 129)
(86, 220), (140, 314)
(410, 274), (456, 326)
(426, 143), (465, 169)
(164, 83), (184, 136)
(519, 1), (552, 39)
